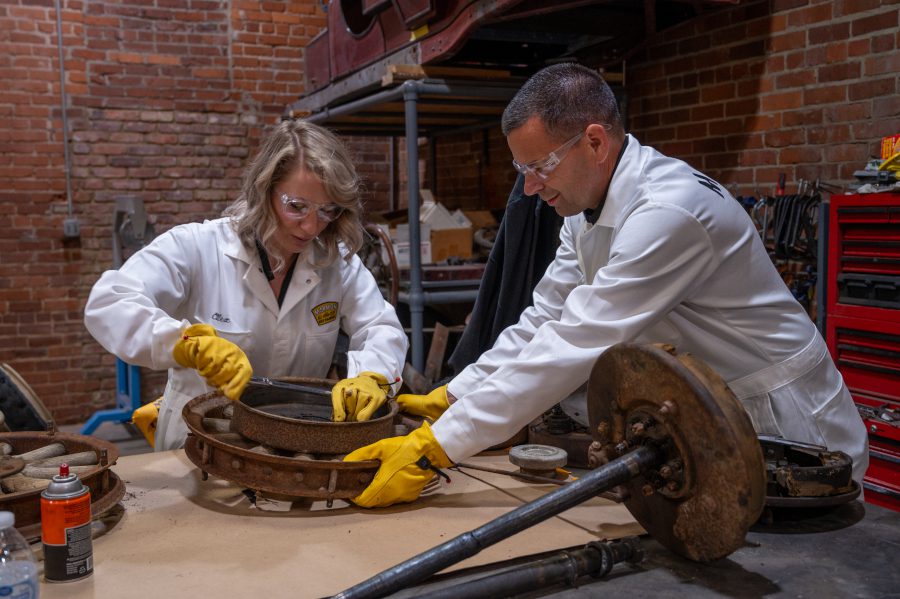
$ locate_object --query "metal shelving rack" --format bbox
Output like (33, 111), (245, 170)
(288, 75), (522, 371)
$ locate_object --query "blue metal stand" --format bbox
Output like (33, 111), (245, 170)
(80, 358), (141, 435)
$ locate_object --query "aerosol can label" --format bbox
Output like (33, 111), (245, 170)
(41, 475), (93, 582)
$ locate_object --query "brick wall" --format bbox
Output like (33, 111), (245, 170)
(0, 0), (339, 423)
(626, 0), (900, 194)
(2, 0), (897, 424)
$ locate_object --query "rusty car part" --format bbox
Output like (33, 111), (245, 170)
(183, 392), (385, 507)
(587, 343), (766, 563)
(333, 343), (767, 599)
(230, 376), (399, 454)
(508, 444), (568, 479)
(528, 410), (593, 469)
(416, 537), (643, 599)
(759, 435), (860, 507)
(0, 432), (124, 542)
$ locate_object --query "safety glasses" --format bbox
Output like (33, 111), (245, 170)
(512, 131), (584, 181)
(279, 193), (344, 223)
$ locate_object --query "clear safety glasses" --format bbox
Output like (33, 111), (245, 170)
(279, 193), (344, 223)
(512, 131), (584, 181)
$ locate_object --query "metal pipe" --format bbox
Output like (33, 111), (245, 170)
(333, 445), (660, 599)
(403, 81), (425, 372)
(417, 538), (642, 599)
(54, 0), (74, 219)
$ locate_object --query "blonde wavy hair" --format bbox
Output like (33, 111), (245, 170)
(224, 120), (363, 271)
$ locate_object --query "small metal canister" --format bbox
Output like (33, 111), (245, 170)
(40, 463), (93, 582)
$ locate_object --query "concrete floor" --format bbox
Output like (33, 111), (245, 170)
(58, 421), (153, 457)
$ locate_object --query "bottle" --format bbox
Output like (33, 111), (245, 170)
(40, 464), (93, 583)
(0, 511), (39, 598)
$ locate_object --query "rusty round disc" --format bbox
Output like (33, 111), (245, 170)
(588, 344), (766, 562)
(229, 377), (399, 454)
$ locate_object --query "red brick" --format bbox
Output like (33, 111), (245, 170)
(851, 10), (899, 37)
(817, 61), (862, 82)
(803, 85), (847, 104)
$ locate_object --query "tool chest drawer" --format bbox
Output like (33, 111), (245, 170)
(826, 314), (900, 400)
(852, 388), (900, 512)
(837, 273), (900, 309)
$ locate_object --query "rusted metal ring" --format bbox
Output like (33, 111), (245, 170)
(230, 377), (399, 454)
(182, 392), (383, 501)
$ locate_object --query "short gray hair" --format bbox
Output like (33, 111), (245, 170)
(224, 120), (363, 270)
(501, 63), (623, 140)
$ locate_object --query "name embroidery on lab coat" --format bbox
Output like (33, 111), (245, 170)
(312, 302), (338, 326)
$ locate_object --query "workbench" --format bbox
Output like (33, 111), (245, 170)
(37, 450), (639, 599)
(37, 450), (900, 598)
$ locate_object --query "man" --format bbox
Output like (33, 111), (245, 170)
(346, 63), (869, 507)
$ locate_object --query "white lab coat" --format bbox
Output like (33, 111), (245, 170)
(84, 217), (408, 450)
(438, 135), (868, 483)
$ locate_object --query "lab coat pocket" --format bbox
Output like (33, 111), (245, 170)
(215, 328), (253, 353)
(302, 331), (339, 377)
(736, 392), (783, 437)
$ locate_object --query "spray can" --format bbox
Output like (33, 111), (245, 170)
(40, 463), (93, 582)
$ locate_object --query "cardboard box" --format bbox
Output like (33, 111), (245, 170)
(419, 190), (474, 263)
(392, 240), (432, 268)
(430, 227), (473, 263)
(463, 210), (498, 230)
(388, 223), (432, 267)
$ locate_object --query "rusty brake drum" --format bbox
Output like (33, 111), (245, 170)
(587, 344), (766, 562)
(230, 377), (398, 454)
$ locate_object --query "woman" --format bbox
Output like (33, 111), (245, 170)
(85, 120), (408, 450)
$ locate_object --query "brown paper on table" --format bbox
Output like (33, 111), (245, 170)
(40, 450), (643, 599)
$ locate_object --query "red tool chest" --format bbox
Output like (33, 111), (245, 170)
(826, 192), (900, 511)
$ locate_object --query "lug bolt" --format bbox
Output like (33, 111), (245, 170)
(596, 421), (610, 443)
(658, 400), (677, 417)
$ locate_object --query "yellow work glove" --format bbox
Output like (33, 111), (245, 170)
(344, 421), (452, 508)
(396, 385), (450, 421)
(172, 323), (252, 400)
(331, 371), (391, 422)
(131, 397), (162, 448)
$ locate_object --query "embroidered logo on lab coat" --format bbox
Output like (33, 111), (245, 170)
(312, 301), (338, 326)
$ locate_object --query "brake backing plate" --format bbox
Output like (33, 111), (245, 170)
(587, 344), (766, 562)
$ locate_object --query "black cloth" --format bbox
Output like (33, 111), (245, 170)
(447, 174), (563, 376)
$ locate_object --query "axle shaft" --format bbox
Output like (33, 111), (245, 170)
(334, 444), (661, 599)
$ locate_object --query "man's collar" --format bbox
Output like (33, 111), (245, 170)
(583, 135), (629, 225)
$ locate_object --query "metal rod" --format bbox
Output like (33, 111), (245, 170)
(54, 0), (74, 219)
(333, 445), (660, 599)
(454, 462), (569, 486)
(404, 81), (425, 372)
(245, 376), (331, 398)
(417, 538), (642, 599)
